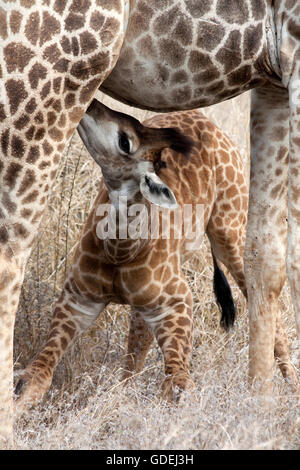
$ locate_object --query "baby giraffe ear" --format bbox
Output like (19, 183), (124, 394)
(140, 172), (178, 209)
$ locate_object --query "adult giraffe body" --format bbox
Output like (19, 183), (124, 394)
(0, 0), (299, 447)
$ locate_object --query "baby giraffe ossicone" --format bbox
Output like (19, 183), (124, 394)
(15, 100), (297, 407)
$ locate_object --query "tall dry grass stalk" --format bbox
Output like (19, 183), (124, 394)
(13, 93), (300, 450)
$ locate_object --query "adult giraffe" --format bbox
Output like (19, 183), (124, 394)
(0, 0), (299, 447)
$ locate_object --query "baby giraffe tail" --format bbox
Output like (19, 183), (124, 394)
(212, 253), (236, 330)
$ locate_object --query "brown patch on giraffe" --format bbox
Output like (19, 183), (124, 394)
(0, 227), (8, 244)
(2, 192), (16, 214)
(90, 11), (105, 31)
(276, 146), (288, 162)
(171, 87), (192, 104)
(0, 104), (6, 122)
(101, 17), (120, 47)
(65, 12), (85, 32)
(14, 114), (30, 130)
(17, 169), (36, 196)
(184, 0), (212, 17)
(41, 82), (51, 100)
(42, 140), (53, 156)
(207, 80), (225, 94)
(193, 66), (220, 85)
(21, 208), (32, 219)
(22, 190), (39, 204)
(43, 44), (61, 64)
(52, 99), (62, 113)
(244, 23), (263, 60)
(71, 37), (80, 56)
(25, 97), (37, 114)
(11, 135), (25, 159)
(88, 51), (111, 76)
(28, 63), (47, 89)
(24, 11), (40, 45)
(34, 128), (46, 141)
(70, 60), (89, 80)
(79, 78), (101, 104)
(47, 111), (56, 127)
(173, 14), (193, 47)
(26, 145), (40, 164)
(9, 10), (22, 33)
(20, 0), (35, 7)
(53, 0), (68, 14)
(250, 0), (266, 20)
(4, 162), (22, 189)
(53, 58), (69, 74)
(228, 65), (252, 86)
(58, 113), (66, 128)
(5, 79), (28, 115)
(217, 0), (249, 24)
(64, 78), (79, 92)
(70, 0), (91, 13)
(216, 30), (242, 73)
(152, 6), (179, 36)
(34, 112), (44, 124)
(40, 11), (60, 46)
(65, 93), (75, 108)
(14, 223), (29, 239)
(61, 36), (72, 55)
(137, 35), (156, 59)
(25, 126), (35, 141)
(48, 127), (63, 142)
(0, 7), (8, 40)
(159, 38), (187, 68)
(171, 70), (189, 85)
(196, 20), (225, 52)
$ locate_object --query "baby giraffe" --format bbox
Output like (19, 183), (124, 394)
(15, 99), (249, 407)
(16, 100), (297, 406)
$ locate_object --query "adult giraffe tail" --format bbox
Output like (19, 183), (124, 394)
(212, 253), (236, 330)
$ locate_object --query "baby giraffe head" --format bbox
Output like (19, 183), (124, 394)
(77, 99), (193, 209)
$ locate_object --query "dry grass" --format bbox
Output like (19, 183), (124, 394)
(13, 93), (300, 450)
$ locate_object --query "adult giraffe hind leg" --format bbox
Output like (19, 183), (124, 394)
(245, 86), (299, 393)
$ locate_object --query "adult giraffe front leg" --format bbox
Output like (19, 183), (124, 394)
(0, 0), (127, 448)
(245, 85), (299, 393)
(286, 66), (300, 382)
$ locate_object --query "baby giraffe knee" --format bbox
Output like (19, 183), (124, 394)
(14, 363), (53, 411)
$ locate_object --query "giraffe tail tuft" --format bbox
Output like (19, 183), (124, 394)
(212, 253), (236, 330)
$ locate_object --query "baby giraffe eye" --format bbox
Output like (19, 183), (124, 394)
(118, 132), (130, 154)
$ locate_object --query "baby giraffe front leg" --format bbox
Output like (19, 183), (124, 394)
(144, 291), (195, 403)
(15, 285), (106, 410)
(123, 309), (154, 381)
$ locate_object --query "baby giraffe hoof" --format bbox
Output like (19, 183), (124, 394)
(162, 373), (195, 403)
(14, 366), (53, 412)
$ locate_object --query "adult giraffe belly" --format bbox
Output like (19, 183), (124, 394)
(100, 0), (272, 112)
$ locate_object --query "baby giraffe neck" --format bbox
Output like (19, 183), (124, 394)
(102, 175), (152, 264)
